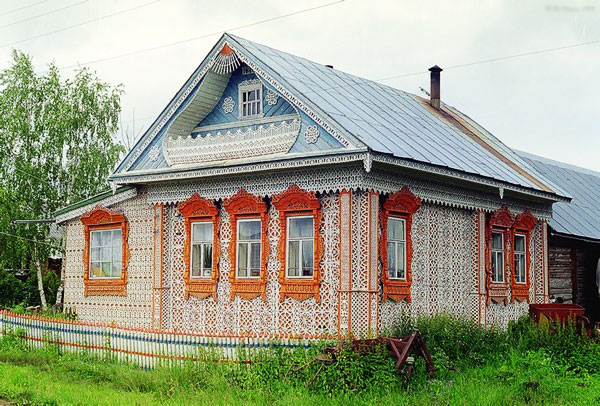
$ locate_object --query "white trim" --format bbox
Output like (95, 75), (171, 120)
(238, 80), (263, 120)
(192, 113), (298, 133)
(190, 221), (214, 279)
(236, 218), (262, 279)
(285, 215), (315, 279)
(55, 188), (138, 224)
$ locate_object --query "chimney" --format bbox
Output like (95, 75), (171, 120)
(428, 65), (442, 110)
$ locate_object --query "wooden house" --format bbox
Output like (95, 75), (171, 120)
(53, 34), (569, 336)
(520, 152), (600, 323)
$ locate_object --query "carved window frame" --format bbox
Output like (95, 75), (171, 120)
(379, 187), (421, 303)
(272, 185), (323, 302)
(511, 210), (537, 303)
(223, 189), (269, 301)
(81, 206), (128, 297)
(485, 205), (514, 305)
(178, 194), (220, 300)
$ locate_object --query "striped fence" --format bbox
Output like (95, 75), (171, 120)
(0, 311), (324, 369)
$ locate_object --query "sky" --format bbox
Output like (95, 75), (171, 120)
(1, 0), (599, 171)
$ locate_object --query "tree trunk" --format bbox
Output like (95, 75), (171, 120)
(33, 247), (47, 309)
(55, 226), (66, 308)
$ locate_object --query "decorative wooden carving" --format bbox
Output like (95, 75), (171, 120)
(223, 189), (269, 301)
(178, 194), (220, 300)
(81, 206), (128, 297)
(511, 210), (537, 303)
(379, 187), (421, 303)
(272, 185), (323, 302)
(485, 205), (514, 305)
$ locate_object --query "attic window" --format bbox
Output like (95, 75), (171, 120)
(238, 80), (263, 119)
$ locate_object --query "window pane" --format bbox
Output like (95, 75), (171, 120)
(515, 235), (525, 252)
(112, 247), (122, 262)
(302, 240), (314, 276)
(288, 240), (299, 276)
(397, 242), (405, 275)
(248, 91), (255, 101)
(193, 223), (212, 242)
(289, 217), (313, 238)
(101, 262), (111, 277)
(239, 220), (261, 240)
(112, 230), (122, 247)
(492, 232), (503, 250)
(243, 92), (247, 102)
(492, 253), (498, 280)
(91, 262), (102, 277)
(203, 243), (212, 275)
(238, 243), (248, 275)
(388, 242), (396, 278)
(111, 262), (121, 278)
(388, 218), (405, 241)
(250, 242), (261, 269)
(517, 255), (526, 283)
(101, 247), (111, 261)
(91, 247), (100, 262)
(91, 231), (101, 248)
(191, 244), (201, 277)
(101, 230), (112, 246)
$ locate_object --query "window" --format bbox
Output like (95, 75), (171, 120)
(80, 206), (128, 296)
(178, 193), (219, 300)
(387, 217), (406, 280)
(89, 229), (122, 279)
(240, 86), (261, 118)
(379, 187), (421, 303)
(191, 222), (213, 278)
(514, 234), (527, 284)
(286, 216), (314, 278)
(237, 219), (262, 278)
(491, 231), (505, 283)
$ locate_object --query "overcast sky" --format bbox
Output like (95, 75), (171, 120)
(1, 0), (599, 171)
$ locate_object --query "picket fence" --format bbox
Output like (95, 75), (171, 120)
(0, 311), (320, 368)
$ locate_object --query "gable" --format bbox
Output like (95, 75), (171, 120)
(116, 36), (355, 175)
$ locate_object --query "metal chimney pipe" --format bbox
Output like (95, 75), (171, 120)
(428, 65), (442, 110)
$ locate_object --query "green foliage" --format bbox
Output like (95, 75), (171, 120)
(0, 49), (124, 307)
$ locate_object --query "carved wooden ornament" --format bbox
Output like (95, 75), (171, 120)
(223, 189), (269, 301)
(80, 206), (128, 297)
(511, 210), (537, 303)
(379, 187), (421, 303)
(272, 185), (323, 302)
(485, 205), (514, 305)
(178, 194), (220, 300)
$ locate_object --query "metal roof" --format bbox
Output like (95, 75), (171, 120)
(519, 151), (600, 241)
(227, 34), (561, 195)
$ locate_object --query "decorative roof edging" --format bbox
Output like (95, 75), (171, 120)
(55, 188), (138, 224)
(118, 36), (356, 173)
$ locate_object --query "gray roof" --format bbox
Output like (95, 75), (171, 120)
(228, 34), (561, 195)
(519, 151), (600, 241)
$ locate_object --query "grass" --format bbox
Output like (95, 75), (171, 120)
(0, 315), (599, 405)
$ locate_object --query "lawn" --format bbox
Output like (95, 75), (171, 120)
(0, 315), (598, 405)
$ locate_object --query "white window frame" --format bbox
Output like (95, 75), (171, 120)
(238, 81), (263, 119)
(236, 218), (262, 279)
(89, 229), (122, 280)
(285, 215), (315, 279)
(387, 216), (407, 281)
(491, 231), (505, 283)
(190, 221), (213, 279)
(514, 233), (527, 284)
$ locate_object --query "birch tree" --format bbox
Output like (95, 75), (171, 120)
(0, 50), (124, 309)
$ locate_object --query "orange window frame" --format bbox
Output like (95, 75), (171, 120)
(511, 210), (537, 303)
(178, 194), (220, 300)
(80, 206), (128, 297)
(272, 185), (323, 302)
(485, 205), (514, 305)
(379, 187), (421, 303)
(223, 189), (269, 301)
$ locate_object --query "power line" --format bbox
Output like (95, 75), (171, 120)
(58, 0), (344, 70)
(0, 0), (87, 30)
(0, 0), (161, 49)
(0, 0), (48, 17)
(301, 38), (600, 96)
(0, 231), (57, 247)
